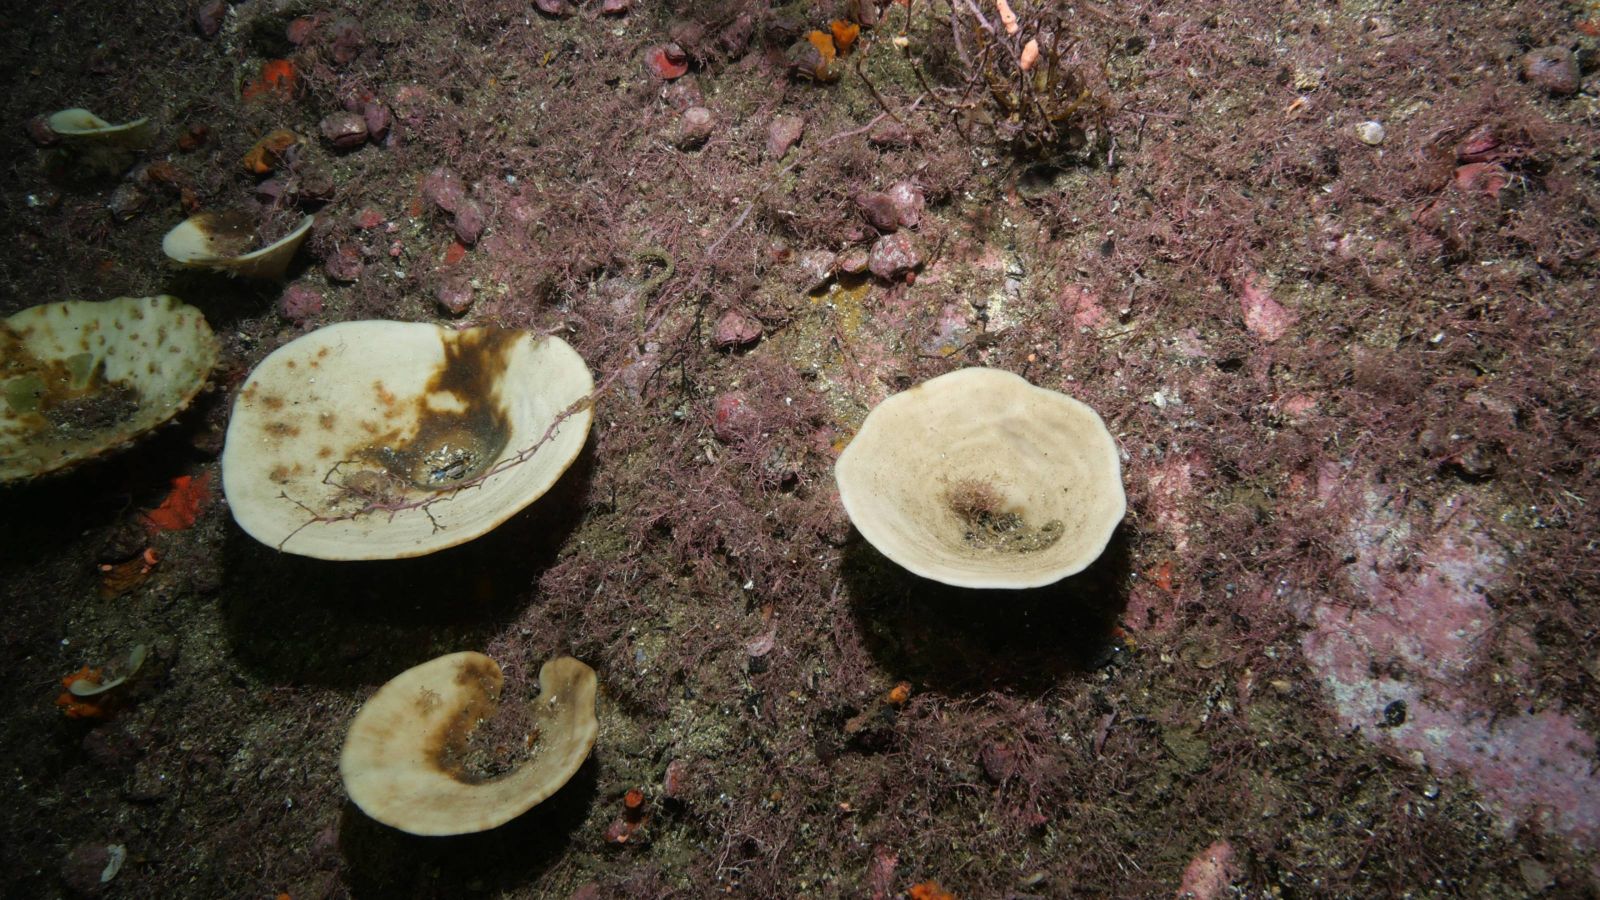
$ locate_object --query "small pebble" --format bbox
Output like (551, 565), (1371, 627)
(194, 0), (226, 38)
(767, 115), (805, 158)
(868, 232), (922, 280)
(712, 309), (762, 349)
(324, 244), (363, 282)
(674, 106), (716, 150)
(452, 199), (486, 245)
(421, 168), (467, 214)
(278, 283), (325, 322)
(857, 192), (900, 232)
(1521, 46), (1579, 96)
(645, 43), (689, 80)
(797, 249), (835, 291)
(362, 102), (392, 142)
(435, 278), (474, 315)
(836, 247), (871, 275)
(319, 111), (368, 150)
(885, 180), (925, 228)
(1354, 120), (1385, 146)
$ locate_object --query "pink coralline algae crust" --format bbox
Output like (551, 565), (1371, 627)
(1296, 472), (1600, 872)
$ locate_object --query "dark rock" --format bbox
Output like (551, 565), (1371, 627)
(327, 18), (365, 65)
(319, 111), (367, 150)
(981, 741), (1019, 783)
(868, 120), (913, 148)
(868, 232), (922, 280)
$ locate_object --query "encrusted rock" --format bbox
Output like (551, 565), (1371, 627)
(797, 248), (835, 291)
(868, 232), (922, 280)
(363, 102), (392, 142)
(837, 247), (871, 275)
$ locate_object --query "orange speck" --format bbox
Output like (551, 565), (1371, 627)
(407, 195), (425, 218)
(886, 681), (911, 706)
(242, 129), (300, 175)
(1149, 559), (1175, 593)
(141, 472), (212, 532)
(1578, 19), (1600, 37)
(829, 20), (860, 55)
(624, 788), (646, 810)
(909, 882), (955, 900)
(243, 59), (299, 103)
(442, 240), (468, 267)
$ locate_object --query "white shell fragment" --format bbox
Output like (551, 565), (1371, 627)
(1, 296), (218, 482)
(1354, 120), (1386, 146)
(835, 367), (1126, 589)
(221, 321), (594, 560)
(340, 653), (599, 836)
(162, 212), (314, 280)
(46, 108), (154, 149)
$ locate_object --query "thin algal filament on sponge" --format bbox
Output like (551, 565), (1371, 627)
(943, 477), (1063, 553)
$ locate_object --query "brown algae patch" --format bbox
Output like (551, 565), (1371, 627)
(944, 476), (1064, 554)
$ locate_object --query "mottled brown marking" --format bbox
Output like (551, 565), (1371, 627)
(260, 394), (285, 411)
(318, 412), (337, 430)
(265, 420), (299, 438)
(269, 464), (290, 483)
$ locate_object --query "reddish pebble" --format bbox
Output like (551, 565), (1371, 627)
(868, 232), (922, 280)
(600, 0), (631, 14)
(355, 208), (386, 230)
(713, 309), (762, 349)
(645, 43), (689, 80)
(534, 0), (574, 15)
(277, 284), (325, 322)
(836, 247), (871, 275)
(442, 240), (468, 266)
